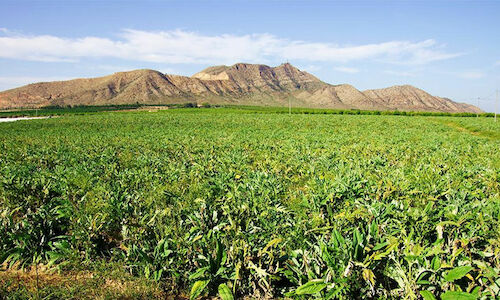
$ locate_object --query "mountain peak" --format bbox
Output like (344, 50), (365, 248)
(231, 62), (267, 69)
(192, 65), (230, 80)
(191, 62), (320, 87)
(275, 62), (296, 69)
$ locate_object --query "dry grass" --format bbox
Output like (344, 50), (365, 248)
(0, 264), (169, 300)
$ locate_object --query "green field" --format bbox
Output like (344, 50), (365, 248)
(1, 104), (498, 118)
(0, 105), (142, 118)
(1, 109), (499, 299)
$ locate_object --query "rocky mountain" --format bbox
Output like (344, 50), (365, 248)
(363, 85), (480, 113)
(0, 63), (481, 113)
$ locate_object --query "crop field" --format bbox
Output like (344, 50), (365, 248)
(0, 105), (143, 118)
(0, 108), (499, 299)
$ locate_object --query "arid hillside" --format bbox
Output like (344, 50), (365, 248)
(0, 63), (482, 113)
(363, 85), (481, 113)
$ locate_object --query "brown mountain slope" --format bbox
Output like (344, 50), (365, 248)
(0, 69), (185, 109)
(0, 63), (481, 113)
(363, 85), (482, 113)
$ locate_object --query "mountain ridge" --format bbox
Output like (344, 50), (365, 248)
(0, 63), (482, 113)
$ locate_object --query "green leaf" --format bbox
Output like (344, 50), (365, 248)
(189, 266), (208, 280)
(215, 238), (224, 268)
(295, 279), (327, 295)
(430, 256), (440, 271)
(441, 291), (477, 300)
(190, 280), (209, 300)
(218, 283), (234, 300)
(471, 286), (480, 297)
(164, 249), (172, 257)
(215, 266), (227, 276)
(444, 266), (473, 282)
(372, 241), (389, 251)
(153, 269), (163, 281)
(262, 237), (283, 253)
(46, 251), (64, 267)
(284, 290), (296, 297)
(419, 290), (436, 300)
(332, 229), (344, 247)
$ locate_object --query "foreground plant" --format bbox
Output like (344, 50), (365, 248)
(0, 109), (498, 298)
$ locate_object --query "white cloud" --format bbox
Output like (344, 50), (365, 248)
(384, 70), (416, 77)
(456, 71), (484, 79)
(0, 29), (462, 65)
(334, 67), (359, 73)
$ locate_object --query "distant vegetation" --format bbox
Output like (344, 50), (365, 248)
(0, 109), (499, 299)
(224, 105), (497, 118)
(0, 103), (497, 118)
(0, 104), (141, 118)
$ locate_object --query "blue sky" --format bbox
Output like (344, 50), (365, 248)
(1, 0), (499, 111)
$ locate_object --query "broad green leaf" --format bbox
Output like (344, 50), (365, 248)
(372, 241), (389, 251)
(324, 285), (345, 300)
(320, 242), (334, 266)
(215, 238), (224, 268)
(471, 286), (480, 297)
(431, 256), (440, 271)
(419, 290), (436, 300)
(46, 251), (64, 267)
(218, 283), (234, 300)
(332, 229), (344, 247)
(188, 266), (208, 280)
(444, 266), (473, 282)
(190, 280), (209, 300)
(295, 279), (327, 295)
(441, 291), (477, 300)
